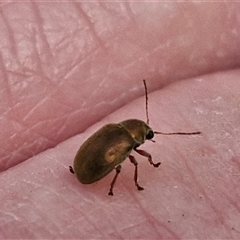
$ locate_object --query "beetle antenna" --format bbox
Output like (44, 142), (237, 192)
(143, 80), (201, 136)
(154, 131), (201, 135)
(143, 79), (149, 125)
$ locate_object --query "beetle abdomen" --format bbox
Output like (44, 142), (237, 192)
(73, 123), (134, 184)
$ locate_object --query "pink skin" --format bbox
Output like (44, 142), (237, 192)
(1, 2), (240, 239)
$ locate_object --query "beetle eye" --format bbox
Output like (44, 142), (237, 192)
(146, 130), (154, 139)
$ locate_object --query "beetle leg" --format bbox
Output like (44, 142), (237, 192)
(108, 165), (122, 196)
(135, 149), (161, 168)
(69, 166), (75, 174)
(129, 155), (144, 191)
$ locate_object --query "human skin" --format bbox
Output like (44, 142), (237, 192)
(1, 2), (240, 239)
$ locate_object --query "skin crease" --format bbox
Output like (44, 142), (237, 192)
(1, 1), (240, 239)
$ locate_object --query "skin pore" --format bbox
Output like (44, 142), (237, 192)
(1, 2), (240, 239)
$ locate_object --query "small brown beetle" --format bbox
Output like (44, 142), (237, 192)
(69, 80), (200, 195)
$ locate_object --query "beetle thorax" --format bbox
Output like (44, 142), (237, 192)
(119, 119), (152, 146)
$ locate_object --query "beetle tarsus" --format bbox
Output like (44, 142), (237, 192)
(137, 185), (144, 191)
(108, 165), (122, 196)
(135, 148), (161, 168)
(129, 155), (144, 192)
(69, 166), (75, 174)
(153, 162), (161, 168)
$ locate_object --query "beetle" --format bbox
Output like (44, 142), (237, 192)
(69, 80), (201, 195)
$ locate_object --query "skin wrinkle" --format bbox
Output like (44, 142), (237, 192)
(82, 3), (136, 53)
(35, 192), (74, 236)
(31, 1), (53, 62)
(111, 204), (151, 238)
(11, 116), (54, 143)
(32, 205), (61, 237)
(219, 178), (240, 221)
(149, 214), (181, 239)
(33, 3), (94, 85)
(124, 182), (179, 238)
(107, 218), (124, 238)
(64, 9), (110, 78)
(6, 10), (37, 75)
(224, 194), (240, 229)
(15, 77), (80, 143)
(22, 121), (54, 143)
(3, 129), (31, 161)
(120, 220), (162, 239)
(75, 3), (106, 51)
(58, 27), (95, 76)
(129, 190), (164, 237)
(1, 210), (20, 222)
(3, 120), (54, 165)
(65, 181), (107, 237)
(80, 204), (107, 239)
(134, 170), (183, 239)
(22, 95), (49, 122)
(60, 43), (102, 80)
(180, 150), (229, 230)
(0, 54), (13, 108)
(66, 8), (103, 64)
(116, 194), (156, 239)
(94, 202), (123, 239)
(0, 7), (18, 60)
(231, 156), (240, 173)
(26, 12), (49, 82)
(55, 107), (89, 138)
(125, 2), (138, 25)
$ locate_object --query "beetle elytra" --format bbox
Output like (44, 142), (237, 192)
(69, 80), (201, 195)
